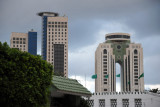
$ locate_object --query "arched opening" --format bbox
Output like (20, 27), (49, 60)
(116, 63), (121, 92)
(103, 49), (107, 54)
(134, 49), (138, 54)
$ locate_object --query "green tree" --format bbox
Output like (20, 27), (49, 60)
(149, 88), (159, 93)
(79, 97), (89, 107)
(0, 42), (53, 107)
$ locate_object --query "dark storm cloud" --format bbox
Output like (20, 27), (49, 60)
(0, 0), (160, 86)
(1, 0), (159, 47)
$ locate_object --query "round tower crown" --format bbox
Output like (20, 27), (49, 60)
(37, 12), (59, 17)
(105, 33), (130, 41)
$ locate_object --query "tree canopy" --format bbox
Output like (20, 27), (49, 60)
(149, 88), (159, 93)
(0, 42), (53, 107)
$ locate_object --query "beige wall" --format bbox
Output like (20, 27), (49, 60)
(10, 32), (28, 52)
(95, 33), (144, 92)
(124, 44), (144, 92)
(95, 43), (116, 92)
(46, 16), (68, 77)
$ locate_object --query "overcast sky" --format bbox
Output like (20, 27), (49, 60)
(0, 0), (160, 92)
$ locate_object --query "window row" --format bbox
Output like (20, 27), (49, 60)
(48, 22), (67, 24)
(48, 25), (67, 28)
(48, 46), (67, 49)
(13, 38), (26, 40)
(13, 45), (26, 48)
(88, 99), (142, 107)
(12, 41), (26, 44)
(48, 35), (67, 38)
(48, 32), (67, 34)
(48, 28), (67, 31)
(48, 38), (67, 41)
(48, 42), (67, 44)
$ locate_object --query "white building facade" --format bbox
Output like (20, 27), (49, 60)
(88, 92), (160, 107)
(95, 33), (144, 92)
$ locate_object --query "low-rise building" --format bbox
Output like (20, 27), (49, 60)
(50, 76), (92, 107)
(88, 92), (160, 107)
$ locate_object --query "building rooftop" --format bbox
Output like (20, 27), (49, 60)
(105, 33), (130, 41)
(51, 76), (92, 97)
(37, 12), (59, 17)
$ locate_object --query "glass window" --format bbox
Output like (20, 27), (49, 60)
(103, 56), (107, 58)
(104, 79), (107, 81)
(134, 72), (138, 75)
(134, 66), (138, 68)
(134, 49), (138, 54)
(103, 72), (107, 74)
(122, 99), (129, 107)
(104, 89), (107, 91)
(103, 62), (107, 64)
(134, 56), (138, 58)
(99, 99), (105, 107)
(103, 59), (107, 61)
(110, 99), (117, 107)
(104, 82), (107, 84)
(135, 99), (142, 107)
(103, 49), (107, 54)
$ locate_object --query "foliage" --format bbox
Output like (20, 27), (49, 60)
(0, 42), (53, 107)
(53, 71), (64, 77)
(79, 97), (89, 107)
(149, 88), (159, 93)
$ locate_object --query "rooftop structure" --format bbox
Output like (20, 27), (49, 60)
(37, 12), (59, 17)
(105, 33), (130, 41)
(50, 76), (91, 106)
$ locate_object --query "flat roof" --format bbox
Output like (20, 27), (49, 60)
(37, 12), (59, 16)
(105, 33), (130, 37)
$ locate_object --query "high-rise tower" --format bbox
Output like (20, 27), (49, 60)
(10, 29), (37, 55)
(38, 12), (68, 77)
(95, 33), (144, 92)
